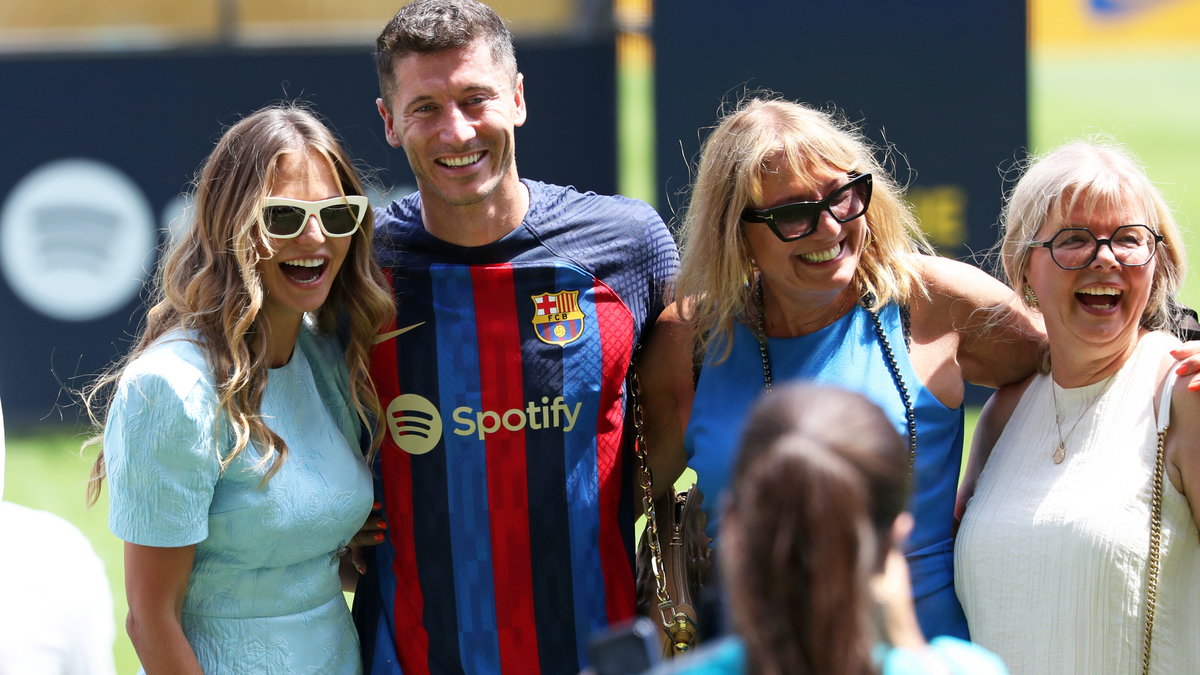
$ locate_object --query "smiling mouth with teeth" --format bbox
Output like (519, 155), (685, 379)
(799, 243), (841, 264)
(1076, 286), (1121, 310)
(438, 152), (483, 168)
(281, 258), (327, 284)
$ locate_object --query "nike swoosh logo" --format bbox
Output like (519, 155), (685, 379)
(373, 322), (426, 344)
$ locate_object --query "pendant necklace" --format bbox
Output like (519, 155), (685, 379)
(1048, 375), (1114, 464)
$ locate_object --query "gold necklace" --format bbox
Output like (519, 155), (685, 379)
(1048, 375), (1114, 464)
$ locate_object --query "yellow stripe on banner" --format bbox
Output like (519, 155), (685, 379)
(1033, 0), (1200, 49)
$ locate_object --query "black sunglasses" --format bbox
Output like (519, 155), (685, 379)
(741, 173), (873, 242)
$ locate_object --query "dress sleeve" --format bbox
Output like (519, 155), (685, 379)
(105, 363), (222, 548)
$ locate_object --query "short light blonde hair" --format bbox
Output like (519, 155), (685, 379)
(675, 96), (930, 362)
(1000, 140), (1186, 331)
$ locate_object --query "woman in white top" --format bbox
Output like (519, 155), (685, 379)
(956, 140), (1200, 673)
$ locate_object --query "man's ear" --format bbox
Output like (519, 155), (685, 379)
(512, 72), (527, 128)
(377, 98), (402, 149)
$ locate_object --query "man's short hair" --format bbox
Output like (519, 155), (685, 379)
(375, 0), (519, 107)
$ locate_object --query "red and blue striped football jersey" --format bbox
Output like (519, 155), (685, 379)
(356, 181), (679, 675)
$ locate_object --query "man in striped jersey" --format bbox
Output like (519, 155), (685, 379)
(352, 1), (679, 673)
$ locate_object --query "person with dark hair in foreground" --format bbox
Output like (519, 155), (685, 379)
(657, 384), (1007, 674)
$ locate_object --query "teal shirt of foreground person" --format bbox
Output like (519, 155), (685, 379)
(653, 635), (1008, 674)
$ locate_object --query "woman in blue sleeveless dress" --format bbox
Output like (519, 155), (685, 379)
(637, 97), (1048, 641)
(638, 97), (1200, 646)
(84, 105), (394, 674)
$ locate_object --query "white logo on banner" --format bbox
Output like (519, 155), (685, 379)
(0, 159), (157, 322)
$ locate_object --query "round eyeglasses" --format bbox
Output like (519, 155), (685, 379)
(1026, 224), (1163, 271)
(741, 173), (872, 242)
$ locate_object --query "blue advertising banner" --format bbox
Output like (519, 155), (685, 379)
(653, 0), (1027, 259)
(653, 1), (1026, 404)
(0, 41), (616, 427)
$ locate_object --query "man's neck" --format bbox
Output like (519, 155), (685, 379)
(420, 178), (530, 247)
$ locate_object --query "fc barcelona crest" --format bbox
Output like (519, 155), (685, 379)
(531, 290), (586, 345)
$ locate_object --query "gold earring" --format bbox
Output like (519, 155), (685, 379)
(1023, 284), (1039, 309)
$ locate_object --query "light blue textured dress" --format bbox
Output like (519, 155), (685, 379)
(105, 327), (371, 674)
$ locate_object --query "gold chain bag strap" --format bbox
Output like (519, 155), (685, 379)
(630, 360), (713, 658)
(1142, 371), (1174, 675)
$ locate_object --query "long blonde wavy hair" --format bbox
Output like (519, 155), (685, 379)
(675, 97), (931, 363)
(85, 104), (394, 504)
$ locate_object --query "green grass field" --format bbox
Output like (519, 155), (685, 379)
(4, 430), (136, 673)
(5, 43), (1199, 674)
(1031, 45), (1200, 309)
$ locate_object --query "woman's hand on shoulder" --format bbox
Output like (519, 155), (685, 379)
(1169, 343), (1200, 391)
(911, 255), (1044, 389)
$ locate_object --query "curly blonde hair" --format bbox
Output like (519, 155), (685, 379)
(85, 104), (394, 504)
(675, 96), (930, 362)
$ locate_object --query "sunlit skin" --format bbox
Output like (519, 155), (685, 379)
(376, 40), (528, 246)
(1025, 201), (1156, 387)
(257, 149), (352, 366)
(744, 159), (869, 337)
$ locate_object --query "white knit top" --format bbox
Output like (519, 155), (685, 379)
(955, 331), (1199, 674)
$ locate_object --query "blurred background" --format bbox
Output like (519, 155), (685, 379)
(1, 0), (1198, 671)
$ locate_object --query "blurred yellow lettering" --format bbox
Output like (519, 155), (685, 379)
(910, 185), (967, 250)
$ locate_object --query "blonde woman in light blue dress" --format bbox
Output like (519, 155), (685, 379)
(85, 104), (393, 674)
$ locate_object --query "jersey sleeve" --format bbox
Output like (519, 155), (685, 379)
(105, 360), (222, 548)
(641, 208), (680, 325)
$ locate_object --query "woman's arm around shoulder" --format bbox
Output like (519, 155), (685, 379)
(637, 301), (694, 499)
(955, 375), (1033, 525)
(124, 543), (204, 674)
(1167, 369), (1200, 532)
(910, 254), (1045, 390)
